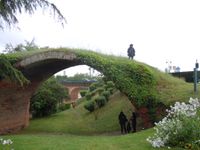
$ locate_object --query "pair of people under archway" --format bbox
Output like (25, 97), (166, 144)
(118, 111), (137, 134)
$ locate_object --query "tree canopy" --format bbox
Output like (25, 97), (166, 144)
(3, 38), (39, 53)
(30, 77), (69, 118)
(0, 0), (66, 29)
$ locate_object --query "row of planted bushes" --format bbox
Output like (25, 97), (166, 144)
(74, 50), (166, 126)
(83, 80), (115, 112)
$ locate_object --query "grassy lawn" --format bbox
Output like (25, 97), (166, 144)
(3, 129), (184, 150)
(1, 91), (187, 150)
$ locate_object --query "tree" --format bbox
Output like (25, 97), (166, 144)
(0, 0), (66, 85)
(55, 75), (68, 82)
(68, 73), (93, 81)
(3, 38), (39, 53)
(30, 77), (69, 118)
(0, 39), (39, 85)
(0, 0), (66, 29)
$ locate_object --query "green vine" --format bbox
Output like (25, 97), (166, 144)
(0, 54), (29, 86)
(2, 48), (194, 109)
(75, 50), (157, 108)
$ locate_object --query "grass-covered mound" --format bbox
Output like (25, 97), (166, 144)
(22, 91), (135, 135)
(74, 49), (200, 107)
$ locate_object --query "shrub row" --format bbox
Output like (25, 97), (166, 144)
(84, 80), (114, 112)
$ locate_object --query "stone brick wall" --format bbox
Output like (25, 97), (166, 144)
(137, 104), (167, 129)
(0, 81), (37, 135)
(0, 52), (81, 134)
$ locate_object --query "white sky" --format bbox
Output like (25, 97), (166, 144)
(1, 0), (200, 76)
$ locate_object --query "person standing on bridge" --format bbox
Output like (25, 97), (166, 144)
(127, 44), (135, 60)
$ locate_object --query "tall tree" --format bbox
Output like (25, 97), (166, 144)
(0, 0), (66, 29)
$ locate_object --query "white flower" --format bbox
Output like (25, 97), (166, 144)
(195, 139), (200, 144)
(2, 139), (13, 145)
(147, 98), (200, 148)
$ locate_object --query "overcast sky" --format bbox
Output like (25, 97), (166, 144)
(1, 0), (200, 76)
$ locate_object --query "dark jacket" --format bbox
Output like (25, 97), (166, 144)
(127, 47), (135, 57)
(118, 112), (128, 124)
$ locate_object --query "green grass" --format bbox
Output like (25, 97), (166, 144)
(3, 129), (184, 150)
(2, 91), (186, 150)
(154, 71), (200, 105)
(21, 91), (135, 135)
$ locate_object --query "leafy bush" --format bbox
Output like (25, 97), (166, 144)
(147, 98), (200, 149)
(30, 77), (69, 118)
(89, 82), (98, 91)
(95, 96), (107, 108)
(105, 81), (115, 89)
(101, 90), (110, 101)
(107, 87), (114, 94)
(89, 81), (104, 91)
(58, 103), (71, 111)
(85, 92), (92, 100)
(84, 100), (95, 112)
(90, 90), (97, 96)
(31, 89), (58, 117)
(97, 87), (104, 94)
(80, 90), (87, 97)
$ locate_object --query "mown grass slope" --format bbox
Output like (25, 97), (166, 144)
(22, 91), (135, 135)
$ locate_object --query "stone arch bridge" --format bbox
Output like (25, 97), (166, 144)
(0, 49), (159, 134)
(61, 80), (96, 102)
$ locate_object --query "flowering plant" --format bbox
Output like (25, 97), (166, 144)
(0, 137), (14, 150)
(147, 98), (200, 149)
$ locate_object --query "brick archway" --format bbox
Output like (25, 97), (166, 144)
(62, 80), (94, 102)
(0, 51), (84, 134)
(0, 51), (99, 134)
(0, 49), (162, 134)
(70, 87), (81, 101)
